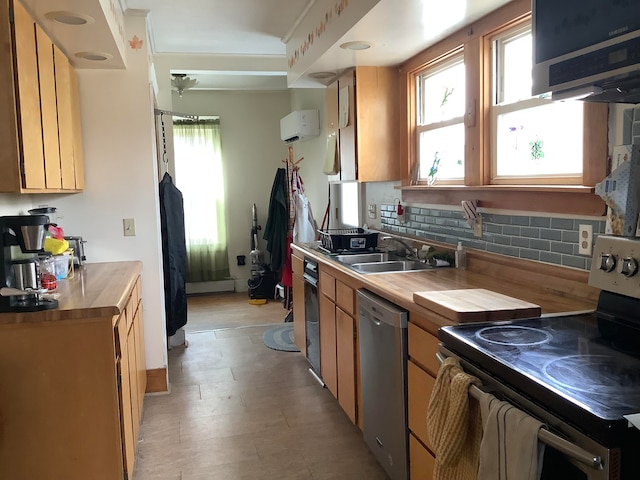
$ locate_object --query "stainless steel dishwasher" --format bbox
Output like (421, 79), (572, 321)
(358, 289), (409, 480)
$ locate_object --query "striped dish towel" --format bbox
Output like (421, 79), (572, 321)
(477, 394), (546, 480)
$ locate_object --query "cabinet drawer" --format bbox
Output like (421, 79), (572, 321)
(408, 322), (440, 377)
(292, 254), (303, 277)
(410, 433), (435, 480)
(408, 359), (435, 451)
(336, 280), (354, 316)
(320, 270), (336, 301)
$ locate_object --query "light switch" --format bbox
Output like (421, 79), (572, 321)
(368, 204), (377, 219)
(123, 218), (136, 236)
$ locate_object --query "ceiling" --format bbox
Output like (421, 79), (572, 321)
(21, 0), (513, 91)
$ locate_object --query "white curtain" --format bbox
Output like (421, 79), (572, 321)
(173, 119), (230, 282)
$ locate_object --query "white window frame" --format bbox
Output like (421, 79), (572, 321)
(415, 53), (465, 184)
(490, 23), (584, 185)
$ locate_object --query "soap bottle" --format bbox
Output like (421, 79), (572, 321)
(455, 242), (466, 270)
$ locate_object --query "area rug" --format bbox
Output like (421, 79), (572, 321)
(263, 324), (300, 352)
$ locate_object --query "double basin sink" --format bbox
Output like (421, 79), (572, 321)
(332, 252), (436, 274)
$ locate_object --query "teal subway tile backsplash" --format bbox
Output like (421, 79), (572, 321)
(380, 205), (606, 271)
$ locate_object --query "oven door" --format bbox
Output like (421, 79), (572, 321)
(438, 347), (619, 480)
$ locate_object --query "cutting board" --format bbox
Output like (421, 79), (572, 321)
(413, 289), (541, 323)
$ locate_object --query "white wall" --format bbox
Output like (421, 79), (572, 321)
(37, 15), (168, 373)
(289, 88), (329, 233)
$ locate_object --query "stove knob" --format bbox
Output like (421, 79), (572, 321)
(618, 257), (638, 277)
(599, 254), (617, 272)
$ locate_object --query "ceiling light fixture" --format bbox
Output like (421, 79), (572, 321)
(45, 11), (95, 25)
(75, 51), (112, 61)
(308, 71), (336, 80)
(171, 74), (199, 97)
(339, 41), (372, 51)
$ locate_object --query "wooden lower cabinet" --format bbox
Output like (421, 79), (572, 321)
(0, 274), (145, 480)
(410, 433), (436, 480)
(318, 265), (359, 425)
(407, 317), (439, 478)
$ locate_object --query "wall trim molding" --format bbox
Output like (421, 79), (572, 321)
(145, 368), (168, 393)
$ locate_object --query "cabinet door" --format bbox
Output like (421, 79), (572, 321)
(35, 25), (61, 189)
(54, 45), (76, 190)
(410, 433), (435, 480)
(337, 69), (356, 181)
(117, 317), (136, 477)
(407, 359), (436, 451)
(319, 293), (338, 398)
(127, 321), (140, 443)
(69, 65), (85, 190)
(13, 0), (45, 189)
(336, 307), (356, 424)
(135, 298), (147, 408)
(354, 66), (400, 182)
(325, 80), (341, 182)
(292, 273), (307, 353)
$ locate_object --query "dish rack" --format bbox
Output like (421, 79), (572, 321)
(318, 228), (378, 252)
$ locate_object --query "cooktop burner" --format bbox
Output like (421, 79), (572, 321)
(439, 313), (640, 444)
(543, 354), (640, 394)
(476, 325), (553, 346)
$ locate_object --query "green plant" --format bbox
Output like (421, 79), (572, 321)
(529, 138), (544, 161)
(441, 87), (454, 107)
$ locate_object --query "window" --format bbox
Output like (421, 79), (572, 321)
(415, 54), (465, 184)
(491, 24), (584, 183)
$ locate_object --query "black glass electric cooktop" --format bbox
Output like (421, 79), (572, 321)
(439, 314), (640, 443)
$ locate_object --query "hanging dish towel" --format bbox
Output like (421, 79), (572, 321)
(477, 394), (546, 480)
(427, 356), (483, 480)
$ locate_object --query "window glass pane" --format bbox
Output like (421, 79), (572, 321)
(419, 123), (465, 181)
(495, 101), (583, 177)
(501, 32), (533, 104)
(418, 60), (465, 125)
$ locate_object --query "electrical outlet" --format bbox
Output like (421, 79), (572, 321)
(123, 218), (136, 236)
(578, 224), (593, 255)
(473, 216), (483, 238)
(368, 204), (377, 219)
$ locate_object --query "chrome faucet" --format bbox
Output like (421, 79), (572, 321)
(381, 236), (419, 259)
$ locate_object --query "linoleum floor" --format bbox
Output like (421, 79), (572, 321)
(133, 292), (389, 480)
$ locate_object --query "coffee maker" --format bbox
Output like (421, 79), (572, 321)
(0, 215), (58, 312)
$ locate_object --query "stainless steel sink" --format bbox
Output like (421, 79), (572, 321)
(333, 253), (390, 265)
(350, 260), (434, 274)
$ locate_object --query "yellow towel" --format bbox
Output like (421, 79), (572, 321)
(427, 356), (483, 480)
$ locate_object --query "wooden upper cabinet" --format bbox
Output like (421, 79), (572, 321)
(12, 0), (45, 190)
(36, 24), (61, 189)
(54, 45), (77, 189)
(0, 0), (84, 193)
(329, 66), (401, 183)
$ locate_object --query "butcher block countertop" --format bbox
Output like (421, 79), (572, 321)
(292, 242), (599, 328)
(0, 261), (142, 324)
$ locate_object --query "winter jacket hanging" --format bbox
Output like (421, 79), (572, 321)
(159, 172), (188, 337)
(263, 168), (288, 272)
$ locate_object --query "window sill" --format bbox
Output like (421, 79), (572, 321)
(398, 184), (605, 217)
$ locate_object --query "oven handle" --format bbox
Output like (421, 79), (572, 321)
(435, 352), (604, 471)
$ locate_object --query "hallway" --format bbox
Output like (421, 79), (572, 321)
(133, 293), (388, 479)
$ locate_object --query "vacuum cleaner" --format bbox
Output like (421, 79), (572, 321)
(247, 203), (276, 303)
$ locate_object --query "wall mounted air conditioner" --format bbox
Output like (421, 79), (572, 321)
(280, 109), (320, 143)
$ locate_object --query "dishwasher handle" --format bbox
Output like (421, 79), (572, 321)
(357, 289), (408, 329)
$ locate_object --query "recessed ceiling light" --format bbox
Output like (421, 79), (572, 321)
(45, 11), (95, 25)
(75, 51), (112, 61)
(339, 41), (372, 51)
(308, 71), (335, 79)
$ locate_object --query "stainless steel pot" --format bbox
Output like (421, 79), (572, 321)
(11, 259), (39, 300)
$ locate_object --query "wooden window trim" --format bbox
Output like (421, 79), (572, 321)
(398, 0), (608, 217)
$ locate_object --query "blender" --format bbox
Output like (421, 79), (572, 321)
(0, 215), (58, 312)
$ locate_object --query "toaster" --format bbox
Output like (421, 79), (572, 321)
(64, 236), (87, 266)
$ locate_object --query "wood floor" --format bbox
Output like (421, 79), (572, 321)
(133, 292), (389, 480)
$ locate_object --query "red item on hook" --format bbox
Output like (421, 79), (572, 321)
(396, 203), (404, 216)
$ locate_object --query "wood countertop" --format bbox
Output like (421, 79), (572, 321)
(292, 243), (598, 329)
(0, 261), (142, 324)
